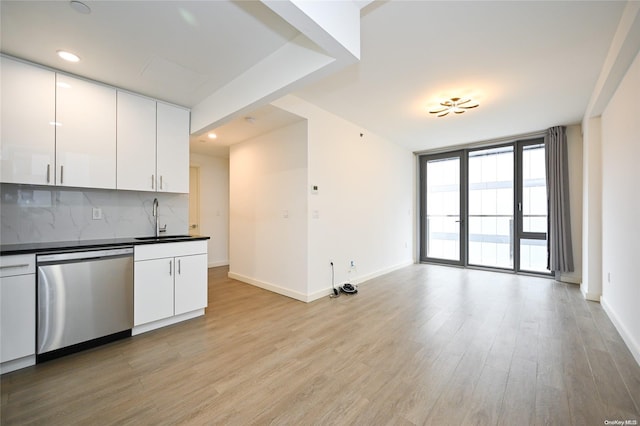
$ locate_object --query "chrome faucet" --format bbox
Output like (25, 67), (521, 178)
(152, 198), (159, 238)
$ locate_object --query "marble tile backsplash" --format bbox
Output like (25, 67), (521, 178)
(0, 184), (189, 244)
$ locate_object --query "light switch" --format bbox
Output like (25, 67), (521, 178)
(283, 210), (289, 219)
(92, 207), (102, 220)
(312, 210), (319, 219)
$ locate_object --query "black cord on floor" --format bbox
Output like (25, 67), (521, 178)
(330, 262), (340, 298)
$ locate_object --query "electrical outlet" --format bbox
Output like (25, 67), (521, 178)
(92, 207), (102, 220)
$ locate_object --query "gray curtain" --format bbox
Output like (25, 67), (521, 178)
(545, 126), (574, 273)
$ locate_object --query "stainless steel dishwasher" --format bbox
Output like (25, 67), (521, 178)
(36, 247), (134, 361)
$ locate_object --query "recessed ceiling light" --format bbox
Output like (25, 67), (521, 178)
(70, 1), (91, 14)
(56, 82), (71, 89)
(208, 133), (217, 139)
(57, 50), (80, 63)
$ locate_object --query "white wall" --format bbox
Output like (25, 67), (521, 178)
(580, 117), (603, 300)
(600, 49), (640, 364)
(560, 124), (583, 284)
(273, 95), (415, 300)
(189, 153), (229, 267)
(228, 121), (309, 300)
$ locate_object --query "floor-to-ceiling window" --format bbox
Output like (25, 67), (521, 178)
(419, 138), (550, 275)
(468, 145), (514, 269)
(420, 152), (464, 265)
(517, 140), (548, 273)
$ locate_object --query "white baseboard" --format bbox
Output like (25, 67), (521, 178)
(580, 283), (602, 302)
(584, 293), (602, 302)
(1, 355), (35, 374)
(582, 290), (602, 302)
(306, 287), (337, 302)
(229, 261), (414, 304)
(601, 296), (640, 367)
(132, 309), (205, 336)
(208, 260), (229, 268)
(558, 273), (582, 285)
(306, 260), (415, 303)
(227, 272), (308, 302)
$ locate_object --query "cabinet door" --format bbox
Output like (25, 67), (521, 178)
(0, 274), (36, 362)
(174, 254), (208, 315)
(56, 74), (116, 189)
(1, 57), (55, 185)
(156, 103), (189, 193)
(134, 258), (175, 326)
(117, 92), (157, 191)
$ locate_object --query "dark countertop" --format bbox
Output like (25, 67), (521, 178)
(0, 235), (210, 256)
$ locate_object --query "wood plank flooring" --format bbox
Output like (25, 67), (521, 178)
(1, 264), (639, 425)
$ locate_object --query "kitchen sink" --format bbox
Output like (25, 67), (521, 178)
(134, 235), (192, 241)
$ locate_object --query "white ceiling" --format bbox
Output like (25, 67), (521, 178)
(296, 1), (627, 152)
(0, 1), (299, 107)
(0, 1), (629, 156)
(190, 104), (303, 157)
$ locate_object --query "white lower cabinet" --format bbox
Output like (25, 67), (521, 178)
(134, 241), (207, 331)
(134, 257), (175, 325)
(0, 254), (36, 373)
(174, 254), (208, 315)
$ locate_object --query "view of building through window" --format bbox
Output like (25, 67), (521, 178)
(421, 140), (549, 274)
(520, 143), (548, 272)
(468, 146), (514, 269)
(425, 156), (460, 261)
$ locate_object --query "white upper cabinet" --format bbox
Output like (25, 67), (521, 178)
(1, 57), (56, 185)
(55, 74), (116, 189)
(157, 103), (189, 193)
(117, 91), (157, 191)
(1, 58), (189, 192)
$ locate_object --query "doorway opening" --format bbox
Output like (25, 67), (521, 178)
(189, 166), (200, 236)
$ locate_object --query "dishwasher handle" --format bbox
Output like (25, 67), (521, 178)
(37, 247), (133, 263)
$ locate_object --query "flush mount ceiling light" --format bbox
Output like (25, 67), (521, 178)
(208, 133), (217, 139)
(57, 50), (80, 62)
(429, 97), (479, 117)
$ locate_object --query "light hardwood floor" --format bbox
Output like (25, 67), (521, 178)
(1, 265), (639, 425)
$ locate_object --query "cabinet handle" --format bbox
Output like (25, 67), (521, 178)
(0, 264), (30, 270)
(160, 175), (163, 190)
(151, 174), (155, 190)
(169, 260), (172, 276)
(60, 165), (64, 184)
(46, 164), (51, 183)
(178, 259), (181, 275)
